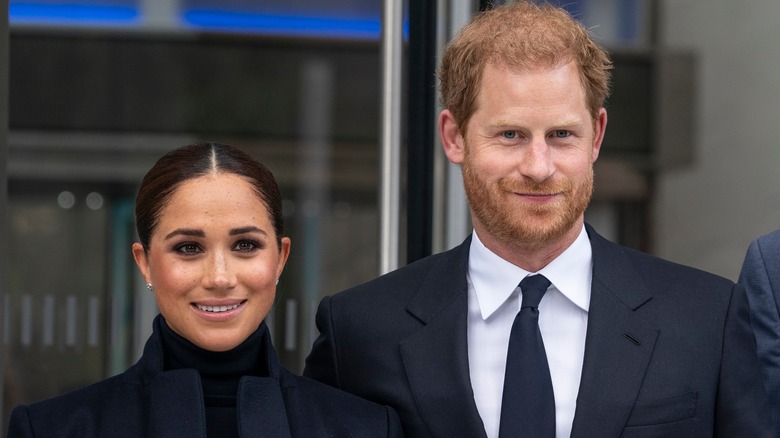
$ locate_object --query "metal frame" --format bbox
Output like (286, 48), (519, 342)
(406, 0), (437, 264)
(379, 0), (403, 274)
(0, 0), (8, 425)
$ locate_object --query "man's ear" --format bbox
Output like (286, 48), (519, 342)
(439, 109), (466, 164)
(591, 108), (608, 162)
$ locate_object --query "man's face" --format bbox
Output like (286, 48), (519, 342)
(446, 61), (606, 253)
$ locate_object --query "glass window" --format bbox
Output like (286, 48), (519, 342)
(10, 0), (141, 26)
(534, 0), (652, 47)
(5, 0), (387, 425)
(181, 0), (382, 39)
(9, 0), (385, 39)
(6, 184), (110, 406)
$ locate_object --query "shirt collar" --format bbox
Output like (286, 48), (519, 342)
(468, 225), (592, 320)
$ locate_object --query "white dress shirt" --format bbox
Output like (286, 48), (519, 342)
(467, 226), (592, 438)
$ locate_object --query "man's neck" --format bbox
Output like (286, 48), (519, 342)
(474, 219), (584, 273)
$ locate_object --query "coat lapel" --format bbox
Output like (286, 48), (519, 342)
(147, 369), (207, 438)
(141, 317), (292, 438)
(399, 236), (487, 438)
(237, 377), (292, 438)
(570, 225), (658, 437)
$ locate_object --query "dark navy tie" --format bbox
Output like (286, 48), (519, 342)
(498, 274), (555, 438)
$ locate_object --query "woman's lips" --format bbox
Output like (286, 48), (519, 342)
(195, 303), (241, 313)
(191, 300), (247, 317)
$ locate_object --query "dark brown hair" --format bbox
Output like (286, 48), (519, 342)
(438, 1), (613, 134)
(135, 142), (284, 251)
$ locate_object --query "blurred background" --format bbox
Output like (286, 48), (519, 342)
(0, 0), (778, 429)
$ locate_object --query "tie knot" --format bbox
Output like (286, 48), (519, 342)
(519, 274), (551, 309)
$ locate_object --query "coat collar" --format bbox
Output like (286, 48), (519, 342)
(133, 315), (294, 437)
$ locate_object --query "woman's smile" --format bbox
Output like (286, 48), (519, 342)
(134, 172), (291, 351)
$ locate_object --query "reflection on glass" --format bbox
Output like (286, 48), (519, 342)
(5, 0), (386, 428)
(5, 193), (108, 418)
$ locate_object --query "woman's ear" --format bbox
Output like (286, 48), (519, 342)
(276, 237), (292, 279)
(131, 242), (151, 285)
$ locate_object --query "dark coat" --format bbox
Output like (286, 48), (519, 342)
(739, 228), (780, 435)
(8, 317), (402, 437)
(305, 224), (773, 437)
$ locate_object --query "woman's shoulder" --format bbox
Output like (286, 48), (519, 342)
(7, 373), (144, 437)
(23, 373), (132, 409)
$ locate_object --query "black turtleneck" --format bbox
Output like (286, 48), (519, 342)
(158, 318), (270, 438)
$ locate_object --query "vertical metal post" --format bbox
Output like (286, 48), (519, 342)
(406, 0), (437, 264)
(0, 0), (9, 427)
(432, 0), (477, 253)
(297, 58), (333, 370)
(379, 0), (403, 274)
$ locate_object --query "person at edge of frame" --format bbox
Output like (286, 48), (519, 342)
(739, 227), (780, 437)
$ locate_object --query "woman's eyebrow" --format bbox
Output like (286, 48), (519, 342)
(164, 228), (204, 240)
(230, 226), (267, 236)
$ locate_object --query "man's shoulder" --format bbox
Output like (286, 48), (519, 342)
(281, 372), (400, 436)
(633, 245), (732, 287)
(590, 226), (735, 291)
(756, 227), (780, 247)
(331, 237), (471, 304)
(286, 370), (388, 411)
(742, 227), (780, 279)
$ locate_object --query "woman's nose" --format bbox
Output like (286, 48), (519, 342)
(203, 250), (237, 290)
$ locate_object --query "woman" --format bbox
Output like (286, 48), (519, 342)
(8, 143), (402, 437)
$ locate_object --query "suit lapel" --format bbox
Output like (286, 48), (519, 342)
(400, 236), (487, 438)
(570, 226), (658, 437)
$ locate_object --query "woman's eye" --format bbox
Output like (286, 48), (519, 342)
(234, 240), (260, 252)
(502, 131), (518, 139)
(553, 130), (569, 138)
(175, 243), (201, 255)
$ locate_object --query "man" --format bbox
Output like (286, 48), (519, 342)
(305, 2), (772, 437)
(739, 228), (780, 435)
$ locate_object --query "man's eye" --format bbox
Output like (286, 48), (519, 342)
(503, 131), (518, 139)
(553, 130), (569, 138)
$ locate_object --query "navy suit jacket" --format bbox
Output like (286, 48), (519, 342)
(8, 317), (402, 438)
(739, 228), (780, 435)
(305, 224), (772, 437)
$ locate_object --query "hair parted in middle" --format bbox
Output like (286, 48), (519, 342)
(134, 142), (285, 252)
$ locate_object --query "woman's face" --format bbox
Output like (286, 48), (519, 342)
(132, 173), (290, 352)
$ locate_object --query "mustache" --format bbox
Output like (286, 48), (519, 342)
(498, 178), (572, 195)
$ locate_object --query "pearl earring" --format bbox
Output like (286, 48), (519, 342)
(275, 278), (279, 285)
